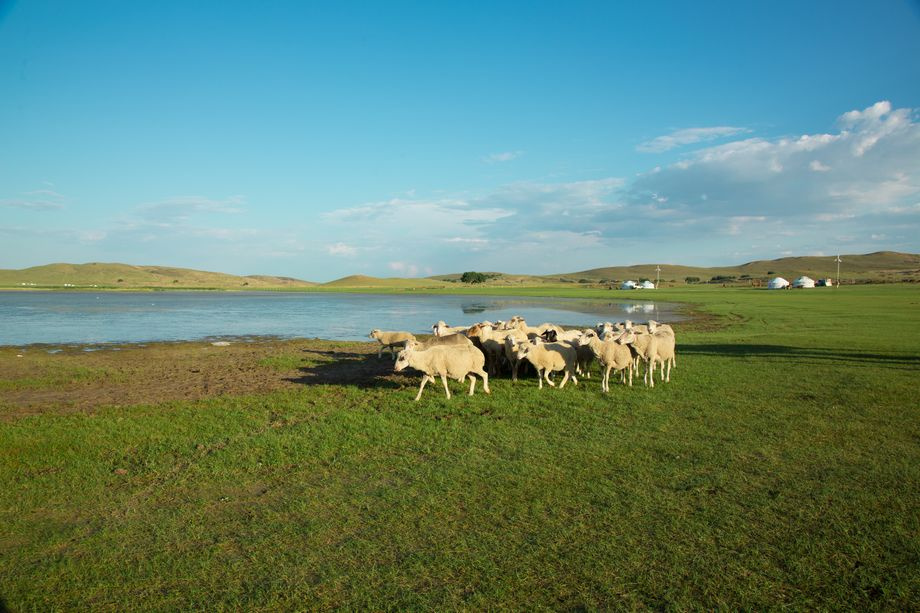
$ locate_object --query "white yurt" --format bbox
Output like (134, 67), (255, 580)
(768, 277), (790, 289)
(639, 280), (656, 289)
(620, 280), (638, 290)
(792, 276), (816, 288)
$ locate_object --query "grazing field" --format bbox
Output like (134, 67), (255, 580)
(1, 285), (918, 609)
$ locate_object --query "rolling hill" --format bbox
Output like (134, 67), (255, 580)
(545, 251), (920, 285)
(2, 251), (917, 290)
(0, 263), (316, 289)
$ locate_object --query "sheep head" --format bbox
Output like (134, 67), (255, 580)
(393, 345), (415, 371)
(369, 329), (381, 339)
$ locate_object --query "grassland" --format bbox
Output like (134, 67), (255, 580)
(1, 285), (918, 609)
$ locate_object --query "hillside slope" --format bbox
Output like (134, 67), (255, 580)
(545, 251), (920, 285)
(0, 263), (316, 289)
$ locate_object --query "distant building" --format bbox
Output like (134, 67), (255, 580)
(639, 280), (656, 289)
(768, 277), (790, 289)
(792, 276), (816, 288)
(816, 278), (834, 287)
(620, 280), (638, 290)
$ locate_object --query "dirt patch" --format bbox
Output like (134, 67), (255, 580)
(0, 338), (401, 419)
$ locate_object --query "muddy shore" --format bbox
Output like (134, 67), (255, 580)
(0, 337), (398, 419)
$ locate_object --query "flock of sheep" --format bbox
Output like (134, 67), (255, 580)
(368, 316), (676, 401)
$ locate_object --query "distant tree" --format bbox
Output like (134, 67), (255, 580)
(173, 279), (179, 283)
(578, 278), (592, 284)
(684, 276), (700, 284)
(117, 278), (124, 283)
(460, 271), (488, 284)
(710, 275), (737, 283)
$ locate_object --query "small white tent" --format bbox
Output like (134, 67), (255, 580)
(768, 277), (790, 289)
(639, 280), (656, 289)
(792, 276), (816, 288)
(620, 280), (638, 290)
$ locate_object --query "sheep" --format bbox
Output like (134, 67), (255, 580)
(511, 340), (578, 389)
(368, 329), (417, 360)
(465, 322), (510, 375)
(413, 333), (474, 349)
(393, 343), (490, 401)
(508, 318), (564, 340)
(540, 328), (594, 377)
(502, 329), (530, 381)
(577, 329), (633, 391)
(431, 320), (470, 337)
(625, 329), (675, 387)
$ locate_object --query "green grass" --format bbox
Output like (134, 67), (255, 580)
(0, 364), (118, 391)
(1, 285), (919, 609)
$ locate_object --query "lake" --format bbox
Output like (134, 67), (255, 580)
(0, 291), (684, 346)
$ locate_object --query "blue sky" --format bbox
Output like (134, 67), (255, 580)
(1, 1), (919, 281)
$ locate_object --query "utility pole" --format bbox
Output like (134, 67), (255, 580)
(834, 255), (842, 288)
(656, 265), (661, 288)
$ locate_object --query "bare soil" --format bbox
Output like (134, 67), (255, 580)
(0, 337), (401, 419)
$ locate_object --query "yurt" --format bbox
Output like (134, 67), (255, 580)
(792, 276), (816, 288)
(768, 277), (790, 289)
(639, 280), (656, 289)
(817, 278), (834, 287)
(620, 280), (638, 290)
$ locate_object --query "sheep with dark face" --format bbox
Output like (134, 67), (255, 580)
(394, 343), (490, 401)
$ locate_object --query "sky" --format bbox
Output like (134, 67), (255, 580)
(1, 1), (919, 281)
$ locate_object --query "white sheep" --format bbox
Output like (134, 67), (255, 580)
(625, 329), (675, 387)
(578, 329), (633, 391)
(431, 320), (470, 337)
(413, 333), (474, 349)
(393, 343), (490, 401)
(502, 329), (530, 381)
(511, 340), (578, 389)
(466, 322), (519, 375)
(368, 329), (417, 360)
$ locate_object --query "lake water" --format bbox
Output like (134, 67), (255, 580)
(0, 291), (684, 346)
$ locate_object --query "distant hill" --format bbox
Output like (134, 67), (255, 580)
(0, 262), (316, 289)
(432, 251), (920, 287)
(2, 251), (917, 290)
(323, 275), (451, 289)
(548, 251), (920, 285)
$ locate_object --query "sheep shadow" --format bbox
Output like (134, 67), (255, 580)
(680, 343), (920, 369)
(284, 348), (404, 389)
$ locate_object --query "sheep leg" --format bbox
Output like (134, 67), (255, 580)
(378, 345), (384, 359)
(604, 366), (611, 392)
(414, 375), (431, 401)
(440, 373), (451, 399)
(468, 374), (476, 395)
(558, 370), (569, 388)
(511, 360), (519, 382)
(477, 370), (491, 394)
(537, 368), (544, 389)
(544, 369), (555, 387)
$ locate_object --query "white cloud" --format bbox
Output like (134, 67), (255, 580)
(138, 195), (245, 220)
(0, 187), (67, 211)
(810, 160), (831, 172)
(483, 150), (523, 163)
(388, 261), (421, 276)
(637, 126), (750, 153)
(327, 242), (357, 256)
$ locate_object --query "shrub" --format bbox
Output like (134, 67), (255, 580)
(460, 271), (489, 284)
(685, 276), (700, 284)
